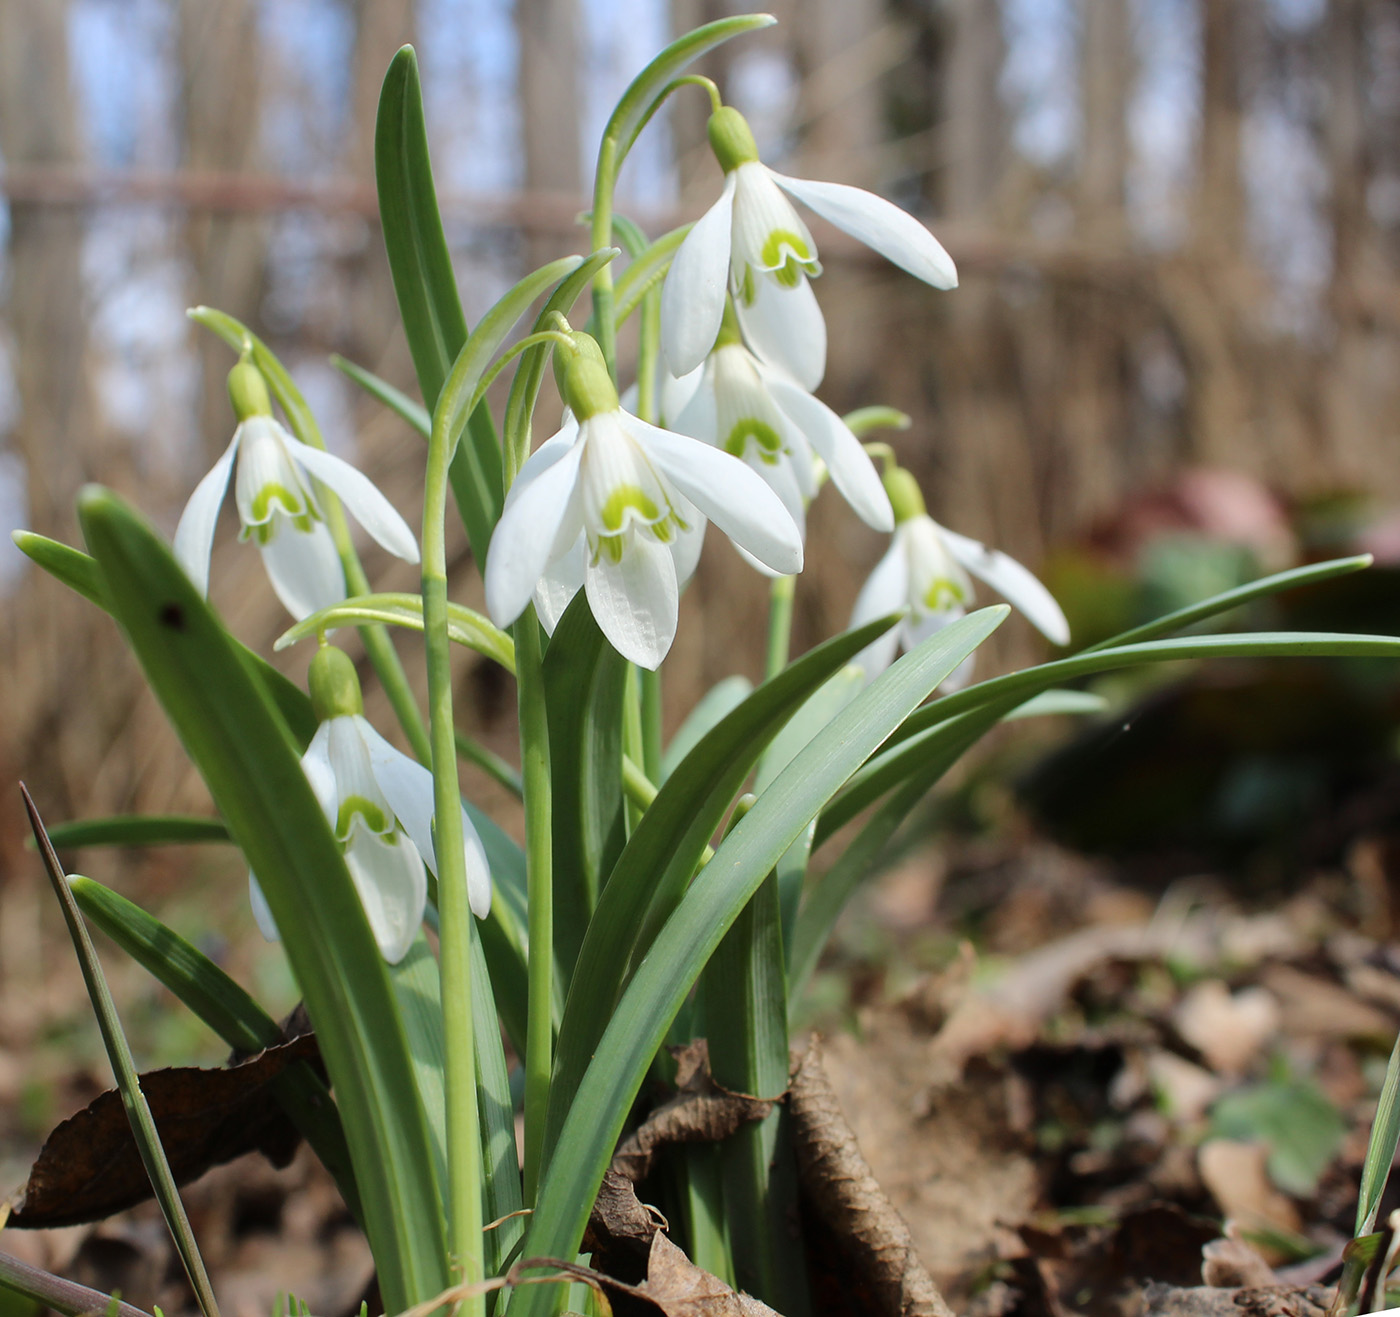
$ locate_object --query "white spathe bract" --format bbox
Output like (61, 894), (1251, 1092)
(174, 414), (420, 620)
(250, 714), (491, 964)
(671, 343), (893, 539)
(662, 159), (958, 390)
(851, 514), (1068, 683)
(484, 405), (803, 669)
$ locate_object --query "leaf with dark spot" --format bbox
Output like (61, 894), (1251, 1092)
(8, 1033), (321, 1228)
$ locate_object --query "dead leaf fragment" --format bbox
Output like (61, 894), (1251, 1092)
(8, 1034), (320, 1228)
(789, 1036), (955, 1317)
(1174, 982), (1280, 1076)
(1196, 1140), (1301, 1238)
(1201, 1236), (1280, 1289)
(641, 1232), (778, 1317)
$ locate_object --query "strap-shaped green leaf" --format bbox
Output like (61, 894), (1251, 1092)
(43, 815), (230, 848)
(513, 608), (1007, 1312)
(377, 46), (504, 563)
(544, 594), (627, 977)
(821, 630), (1400, 846)
(1358, 1031), (1400, 1236)
(15, 531), (316, 745)
(543, 612), (904, 1160)
(24, 792), (221, 1317)
(76, 488), (448, 1313)
(277, 592), (515, 673)
(68, 875), (361, 1223)
(332, 353), (431, 437)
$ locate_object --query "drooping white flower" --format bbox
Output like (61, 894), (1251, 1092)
(668, 303), (893, 542)
(174, 360), (420, 620)
(484, 331), (803, 669)
(250, 646), (491, 964)
(661, 106), (958, 390)
(850, 468), (1069, 684)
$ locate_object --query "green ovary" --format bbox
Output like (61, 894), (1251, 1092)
(761, 230), (817, 288)
(336, 794), (390, 841)
(923, 578), (967, 612)
(724, 418), (784, 466)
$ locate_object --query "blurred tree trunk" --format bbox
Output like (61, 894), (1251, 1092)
(177, 0), (267, 460)
(1078, 0), (1130, 245)
(943, 0), (1005, 221)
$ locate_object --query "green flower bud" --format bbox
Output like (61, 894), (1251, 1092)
(308, 645), (363, 721)
(707, 106), (760, 174)
(227, 360), (273, 422)
(883, 467), (927, 524)
(559, 332), (619, 420)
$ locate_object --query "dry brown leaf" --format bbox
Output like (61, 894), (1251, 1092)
(1173, 982), (1280, 1077)
(1201, 1236), (1280, 1289)
(1257, 965), (1395, 1043)
(611, 1041), (773, 1184)
(7, 1034), (320, 1228)
(788, 1035), (956, 1317)
(1196, 1140), (1302, 1239)
(1141, 1283), (1331, 1317)
(640, 1232), (778, 1317)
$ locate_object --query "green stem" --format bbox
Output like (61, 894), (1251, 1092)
(622, 666), (645, 832)
(454, 730), (524, 799)
(590, 137), (620, 382)
(639, 665), (664, 783)
(515, 612), (554, 1204)
(765, 575), (796, 680)
(423, 401), (484, 1309)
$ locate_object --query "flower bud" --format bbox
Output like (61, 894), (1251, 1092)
(558, 332), (619, 420)
(883, 467), (926, 525)
(227, 360), (273, 422)
(308, 644), (363, 721)
(707, 106), (760, 174)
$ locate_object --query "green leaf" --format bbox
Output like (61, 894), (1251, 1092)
(331, 354), (431, 437)
(821, 630), (1400, 846)
(42, 816), (230, 849)
(1081, 554), (1374, 654)
(661, 675), (752, 781)
(543, 594), (627, 978)
(1358, 1031), (1400, 1235)
(23, 791), (221, 1317)
(1004, 689), (1108, 720)
(376, 46), (503, 563)
(387, 937), (449, 1199)
(602, 14), (777, 162)
(543, 613), (906, 1161)
(1211, 1075), (1347, 1197)
(513, 608), (1007, 1311)
(77, 488), (448, 1312)
(15, 532), (316, 747)
(12, 529), (105, 607)
(276, 592), (515, 673)
(468, 803), (535, 1059)
(613, 226), (691, 327)
(68, 876), (362, 1224)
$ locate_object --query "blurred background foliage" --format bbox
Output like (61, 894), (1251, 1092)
(4, 0), (1400, 911)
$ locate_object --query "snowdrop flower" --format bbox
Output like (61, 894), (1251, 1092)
(484, 331), (803, 669)
(662, 105), (958, 390)
(174, 359), (420, 620)
(669, 301), (893, 543)
(851, 467), (1069, 684)
(250, 646), (491, 964)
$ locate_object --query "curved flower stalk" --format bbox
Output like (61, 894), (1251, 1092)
(661, 105), (958, 390)
(250, 646), (491, 964)
(668, 302), (893, 546)
(851, 467), (1069, 684)
(484, 331), (803, 669)
(174, 359), (420, 620)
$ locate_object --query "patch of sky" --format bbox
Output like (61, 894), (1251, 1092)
(1129, 0), (1200, 249)
(420, 0), (524, 195)
(258, 0), (355, 173)
(580, 0), (676, 209)
(0, 448), (30, 590)
(1001, 0), (1080, 169)
(70, 0), (179, 169)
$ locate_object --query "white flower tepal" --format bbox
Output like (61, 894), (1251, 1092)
(174, 359), (420, 620)
(484, 331), (803, 669)
(851, 467), (1069, 683)
(249, 646), (491, 964)
(661, 105), (959, 391)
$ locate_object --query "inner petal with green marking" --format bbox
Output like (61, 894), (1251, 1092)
(336, 793), (392, 841)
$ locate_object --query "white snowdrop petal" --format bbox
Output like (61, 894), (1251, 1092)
(534, 533), (587, 633)
(661, 173), (736, 378)
(850, 537), (908, 631)
(173, 432), (240, 597)
(625, 416), (803, 577)
(292, 443), (420, 564)
(937, 526), (1070, 646)
(234, 417), (310, 526)
(484, 437), (585, 628)
(770, 171), (959, 290)
(764, 374), (892, 531)
(584, 531), (679, 670)
(259, 515), (346, 620)
(248, 873), (280, 943)
(358, 719), (436, 869)
(735, 275), (827, 392)
(342, 826), (427, 964)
